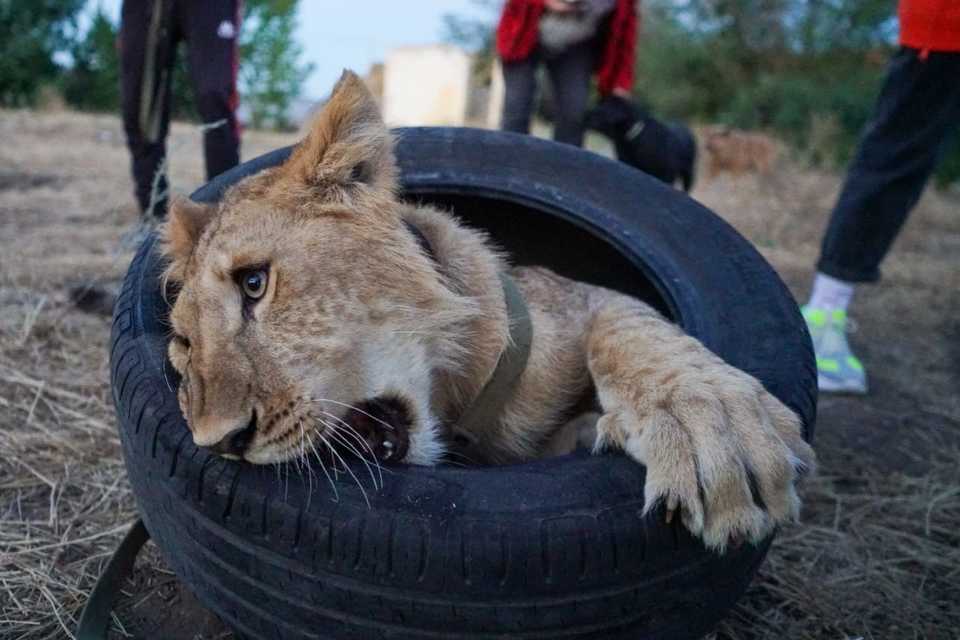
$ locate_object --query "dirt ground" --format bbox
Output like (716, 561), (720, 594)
(1, 109), (957, 640)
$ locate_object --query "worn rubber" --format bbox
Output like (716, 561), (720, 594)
(110, 127), (816, 639)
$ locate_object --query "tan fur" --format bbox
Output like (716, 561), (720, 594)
(161, 70), (815, 551)
(704, 126), (779, 178)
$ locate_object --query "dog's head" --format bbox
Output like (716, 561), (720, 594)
(585, 95), (642, 137)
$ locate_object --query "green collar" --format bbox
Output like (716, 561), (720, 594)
(404, 219), (533, 455)
(455, 272), (533, 438)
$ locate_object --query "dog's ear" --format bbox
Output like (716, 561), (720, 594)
(160, 196), (216, 282)
(279, 70), (397, 195)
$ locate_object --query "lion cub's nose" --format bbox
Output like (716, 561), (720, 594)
(195, 412), (257, 458)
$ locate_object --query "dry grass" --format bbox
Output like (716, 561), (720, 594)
(697, 153), (960, 640)
(0, 109), (957, 639)
(721, 444), (960, 639)
(0, 109), (295, 639)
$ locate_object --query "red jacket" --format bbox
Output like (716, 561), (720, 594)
(900, 0), (960, 52)
(496, 0), (638, 95)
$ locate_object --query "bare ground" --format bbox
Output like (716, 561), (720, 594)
(0, 109), (957, 640)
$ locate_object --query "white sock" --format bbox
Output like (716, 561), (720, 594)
(807, 272), (855, 311)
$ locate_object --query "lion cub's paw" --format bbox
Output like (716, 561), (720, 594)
(595, 370), (815, 553)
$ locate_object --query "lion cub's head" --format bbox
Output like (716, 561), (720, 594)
(160, 71), (472, 466)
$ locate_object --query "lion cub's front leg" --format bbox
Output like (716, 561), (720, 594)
(585, 294), (815, 552)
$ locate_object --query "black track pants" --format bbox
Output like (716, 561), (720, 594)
(120, 0), (241, 218)
(817, 47), (960, 283)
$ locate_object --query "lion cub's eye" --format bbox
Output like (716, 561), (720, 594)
(237, 267), (269, 301)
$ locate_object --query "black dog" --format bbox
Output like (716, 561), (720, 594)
(586, 96), (696, 191)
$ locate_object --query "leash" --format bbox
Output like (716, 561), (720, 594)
(76, 519), (150, 640)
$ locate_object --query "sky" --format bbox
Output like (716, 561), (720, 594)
(95, 0), (493, 100)
(295, 1), (490, 99)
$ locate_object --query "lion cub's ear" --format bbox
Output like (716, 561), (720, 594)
(160, 196), (216, 282)
(280, 69), (397, 195)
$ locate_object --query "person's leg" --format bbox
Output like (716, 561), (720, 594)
(181, 0), (241, 181)
(500, 56), (539, 135)
(806, 48), (960, 393)
(545, 41), (594, 147)
(817, 48), (960, 283)
(120, 0), (176, 219)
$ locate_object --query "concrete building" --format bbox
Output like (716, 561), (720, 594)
(382, 45), (472, 127)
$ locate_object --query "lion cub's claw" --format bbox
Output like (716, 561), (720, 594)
(599, 372), (815, 554)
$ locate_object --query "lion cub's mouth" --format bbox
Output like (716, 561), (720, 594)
(246, 395), (414, 467)
(340, 395), (413, 463)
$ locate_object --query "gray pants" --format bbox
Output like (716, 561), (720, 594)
(500, 41), (595, 147)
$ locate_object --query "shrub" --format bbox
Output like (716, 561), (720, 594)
(0, 0), (84, 106)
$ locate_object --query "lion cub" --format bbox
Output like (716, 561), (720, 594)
(161, 71), (814, 552)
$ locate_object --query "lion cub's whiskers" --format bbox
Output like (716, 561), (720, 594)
(326, 429), (382, 490)
(296, 418), (319, 503)
(314, 409), (385, 488)
(442, 449), (479, 467)
(292, 416), (342, 502)
(314, 414), (382, 490)
(318, 431), (371, 508)
(272, 460), (283, 494)
(323, 423), (382, 492)
(309, 397), (395, 431)
(306, 433), (339, 503)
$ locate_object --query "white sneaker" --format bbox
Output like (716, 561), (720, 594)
(802, 306), (867, 394)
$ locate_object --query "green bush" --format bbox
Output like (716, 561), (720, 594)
(720, 69), (883, 166)
(935, 135), (960, 188)
(61, 9), (120, 112)
(634, 12), (743, 120)
(633, 0), (958, 186)
(239, 0), (314, 130)
(0, 0), (84, 106)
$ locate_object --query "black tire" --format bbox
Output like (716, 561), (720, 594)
(110, 128), (816, 640)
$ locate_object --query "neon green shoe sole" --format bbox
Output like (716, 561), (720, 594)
(803, 306), (867, 394)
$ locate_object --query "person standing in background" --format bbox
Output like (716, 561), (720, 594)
(496, 0), (638, 147)
(802, 0), (960, 394)
(119, 0), (242, 220)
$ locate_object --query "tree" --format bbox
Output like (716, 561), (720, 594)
(62, 7), (120, 111)
(239, 0), (313, 130)
(442, 0), (501, 83)
(0, 0), (84, 106)
(635, 0), (896, 166)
